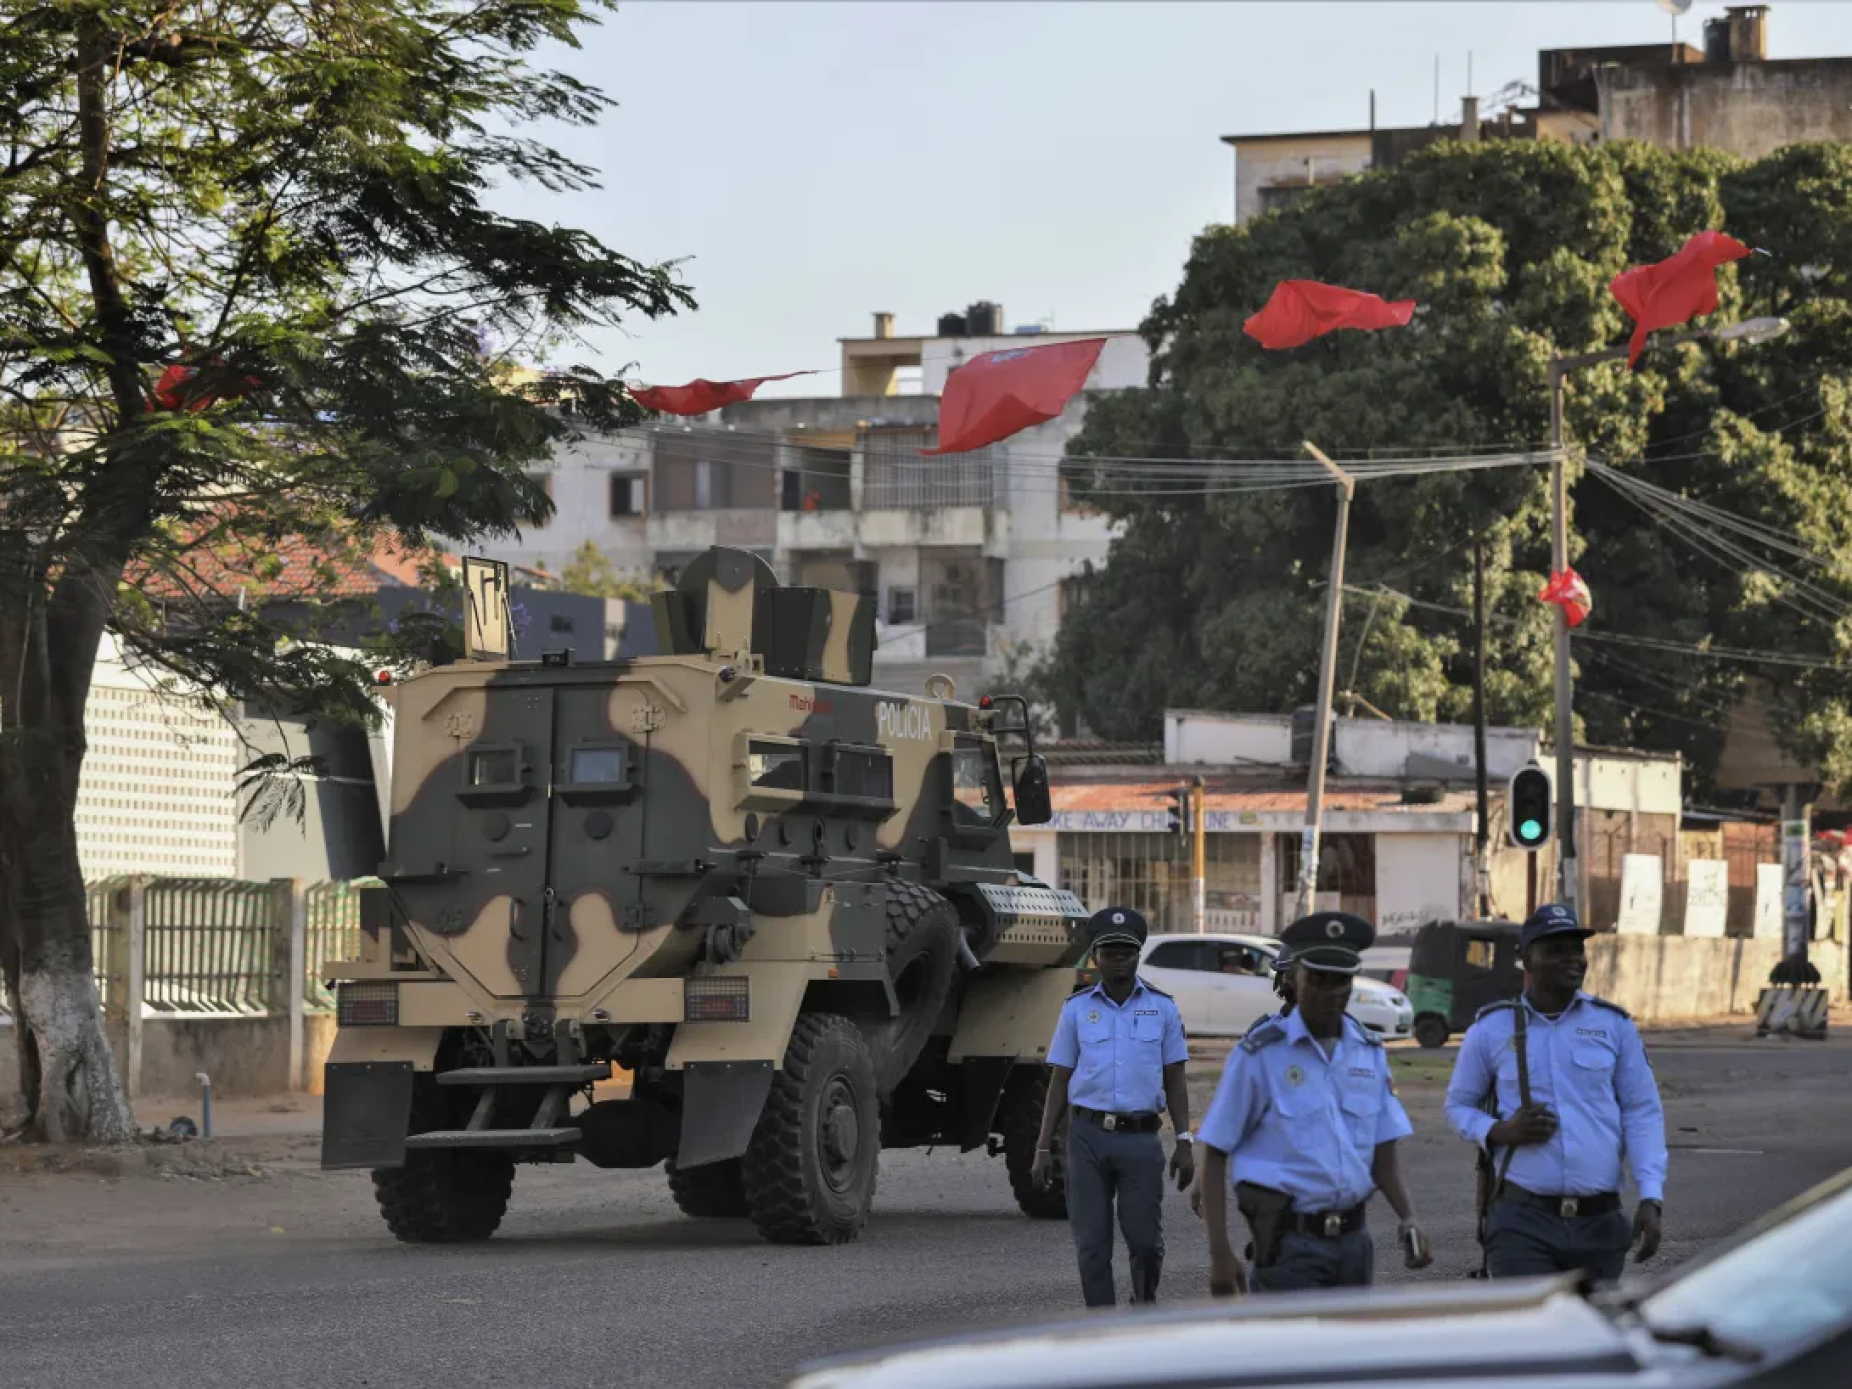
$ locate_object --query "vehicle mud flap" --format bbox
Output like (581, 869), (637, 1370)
(676, 1060), (774, 1169)
(956, 1055), (1013, 1153)
(321, 1061), (415, 1170)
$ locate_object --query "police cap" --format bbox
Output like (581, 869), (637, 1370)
(1279, 910), (1375, 975)
(1270, 945), (1293, 976)
(1519, 903), (1592, 952)
(1087, 906), (1148, 952)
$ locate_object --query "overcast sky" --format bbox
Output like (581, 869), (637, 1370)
(508, 1), (1852, 397)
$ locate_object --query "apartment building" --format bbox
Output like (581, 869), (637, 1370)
(489, 305), (1146, 698)
(1222, 5), (1852, 224)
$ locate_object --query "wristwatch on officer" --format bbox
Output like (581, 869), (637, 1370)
(1175, 1130), (1194, 1143)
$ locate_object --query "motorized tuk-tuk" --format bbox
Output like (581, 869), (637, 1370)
(1405, 918), (1524, 1048)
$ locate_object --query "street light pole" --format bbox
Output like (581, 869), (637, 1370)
(1295, 441), (1354, 922)
(1549, 359), (1577, 912)
(1541, 315), (1788, 915)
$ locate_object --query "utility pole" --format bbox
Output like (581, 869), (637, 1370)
(1192, 773), (1207, 933)
(1548, 358), (1578, 914)
(1294, 442), (1355, 921)
(1538, 318), (1789, 919)
(1472, 533), (1492, 918)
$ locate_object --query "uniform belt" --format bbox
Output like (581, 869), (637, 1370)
(1072, 1107), (1162, 1134)
(1284, 1204), (1366, 1238)
(1500, 1183), (1621, 1218)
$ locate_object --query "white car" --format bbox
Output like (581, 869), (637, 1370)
(1136, 932), (1414, 1042)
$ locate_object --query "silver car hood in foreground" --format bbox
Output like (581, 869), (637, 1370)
(783, 1276), (1710, 1389)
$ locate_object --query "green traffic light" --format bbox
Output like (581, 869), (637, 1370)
(1519, 818), (1543, 842)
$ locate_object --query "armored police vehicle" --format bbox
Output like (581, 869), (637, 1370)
(319, 547), (1087, 1246)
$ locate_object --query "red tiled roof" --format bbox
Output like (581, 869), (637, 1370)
(125, 507), (554, 603)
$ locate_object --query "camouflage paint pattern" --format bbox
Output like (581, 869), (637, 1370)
(325, 547), (1082, 1075)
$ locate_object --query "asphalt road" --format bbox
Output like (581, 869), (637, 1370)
(2, 1031), (1848, 1389)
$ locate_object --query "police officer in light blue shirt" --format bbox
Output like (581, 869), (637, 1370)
(1198, 911), (1431, 1296)
(1031, 906), (1194, 1308)
(1445, 903), (1668, 1283)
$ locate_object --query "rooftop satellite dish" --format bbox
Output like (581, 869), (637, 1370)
(1656, 0), (1694, 14)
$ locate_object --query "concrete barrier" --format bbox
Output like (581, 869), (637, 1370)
(1585, 935), (1847, 1023)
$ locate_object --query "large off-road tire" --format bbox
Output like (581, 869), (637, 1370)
(999, 1065), (1067, 1220)
(370, 1079), (514, 1243)
(740, 1013), (881, 1246)
(666, 1157), (749, 1218)
(868, 881), (961, 1094)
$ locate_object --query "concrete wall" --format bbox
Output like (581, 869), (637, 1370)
(1377, 833), (1470, 934)
(473, 428), (653, 578)
(1228, 133), (1373, 225)
(0, 1016), (309, 1106)
(1597, 58), (1852, 161)
(1586, 934), (1847, 1023)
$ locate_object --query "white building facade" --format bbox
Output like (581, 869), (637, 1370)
(478, 314), (1143, 696)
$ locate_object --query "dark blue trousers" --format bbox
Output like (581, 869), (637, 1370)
(1253, 1228), (1375, 1292)
(1485, 1198), (1631, 1283)
(1065, 1117), (1165, 1308)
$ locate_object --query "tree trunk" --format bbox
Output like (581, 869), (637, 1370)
(0, 568), (137, 1143)
(0, 741), (136, 1145)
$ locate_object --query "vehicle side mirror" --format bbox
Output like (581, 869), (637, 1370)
(1012, 754), (1053, 826)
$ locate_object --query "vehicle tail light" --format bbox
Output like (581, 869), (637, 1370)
(684, 976), (749, 1022)
(337, 981), (399, 1026)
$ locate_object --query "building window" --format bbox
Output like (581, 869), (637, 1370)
(887, 587), (917, 625)
(693, 459), (730, 510)
(609, 474), (643, 517)
(1277, 831), (1376, 920)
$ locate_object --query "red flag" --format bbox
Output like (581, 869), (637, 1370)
(151, 362), (264, 413)
(1538, 567), (1593, 628)
(920, 338), (1108, 456)
(1609, 230), (1751, 369)
(1242, 280), (1416, 351)
(629, 371), (815, 416)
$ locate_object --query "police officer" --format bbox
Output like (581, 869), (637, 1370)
(1444, 904), (1667, 1283)
(1191, 947), (1300, 1221)
(1199, 911), (1431, 1295)
(1031, 906), (1194, 1307)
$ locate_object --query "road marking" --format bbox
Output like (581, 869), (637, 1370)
(1670, 1146), (1765, 1155)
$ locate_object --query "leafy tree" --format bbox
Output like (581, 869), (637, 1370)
(1054, 138), (1852, 799)
(556, 538), (659, 602)
(0, 0), (692, 1141)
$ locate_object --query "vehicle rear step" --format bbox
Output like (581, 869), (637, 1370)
(404, 1127), (582, 1150)
(436, 1064), (611, 1087)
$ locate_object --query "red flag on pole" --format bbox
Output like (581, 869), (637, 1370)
(1538, 567), (1593, 628)
(1242, 280), (1417, 351)
(1609, 230), (1751, 369)
(629, 372), (816, 416)
(921, 338), (1109, 456)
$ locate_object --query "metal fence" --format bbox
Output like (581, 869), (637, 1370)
(304, 878), (375, 1011)
(0, 875), (372, 1026)
(142, 878), (286, 1016)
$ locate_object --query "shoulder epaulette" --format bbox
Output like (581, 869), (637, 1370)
(1239, 1020), (1287, 1054)
(1474, 1000), (1520, 1023)
(1345, 1016), (1384, 1048)
(1585, 996), (1632, 1020)
(1139, 979), (1175, 1000)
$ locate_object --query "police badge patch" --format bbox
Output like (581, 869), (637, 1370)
(1284, 1065), (1305, 1087)
(1086, 1011), (1101, 1024)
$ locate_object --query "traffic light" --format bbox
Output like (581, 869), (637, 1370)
(1507, 763), (1553, 851)
(1165, 785), (1190, 836)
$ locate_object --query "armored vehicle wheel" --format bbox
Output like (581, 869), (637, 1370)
(370, 1080), (514, 1243)
(741, 1012), (880, 1246)
(666, 1157), (749, 1218)
(869, 881), (961, 1094)
(999, 1066), (1067, 1219)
